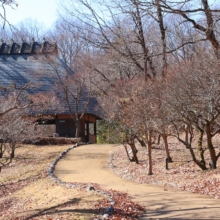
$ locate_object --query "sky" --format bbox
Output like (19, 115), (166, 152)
(3, 0), (220, 30)
(5, 0), (60, 28)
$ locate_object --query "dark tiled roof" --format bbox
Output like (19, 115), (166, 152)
(0, 42), (101, 118)
(0, 41), (58, 55)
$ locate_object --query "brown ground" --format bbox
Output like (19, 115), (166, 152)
(55, 144), (220, 219)
(110, 138), (220, 198)
(0, 145), (104, 220)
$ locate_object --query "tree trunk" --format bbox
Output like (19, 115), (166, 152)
(10, 149), (15, 162)
(123, 143), (138, 163)
(201, 0), (220, 59)
(197, 129), (206, 167)
(11, 142), (16, 158)
(75, 120), (80, 138)
(177, 135), (207, 170)
(130, 141), (139, 164)
(185, 124), (190, 149)
(136, 137), (147, 147)
(147, 139), (153, 175)
(123, 137), (139, 164)
(156, 0), (167, 76)
(0, 143), (3, 158)
(206, 123), (217, 169)
(133, 1), (155, 79)
(162, 134), (172, 162)
(188, 143), (207, 170)
(123, 144), (131, 161)
(157, 134), (161, 145)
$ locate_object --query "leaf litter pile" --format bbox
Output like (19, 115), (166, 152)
(0, 145), (145, 220)
(71, 183), (145, 220)
(109, 136), (220, 199)
(94, 189), (145, 219)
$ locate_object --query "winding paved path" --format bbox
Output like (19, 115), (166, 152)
(54, 144), (220, 219)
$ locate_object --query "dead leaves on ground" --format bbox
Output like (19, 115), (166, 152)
(109, 140), (220, 199)
(94, 189), (145, 220)
(67, 182), (145, 219)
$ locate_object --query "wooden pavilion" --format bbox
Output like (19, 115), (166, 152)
(0, 40), (101, 143)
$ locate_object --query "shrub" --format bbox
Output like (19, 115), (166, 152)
(23, 137), (81, 145)
(97, 120), (123, 144)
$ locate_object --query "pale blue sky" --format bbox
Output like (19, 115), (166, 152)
(5, 0), (60, 28)
(3, 0), (220, 29)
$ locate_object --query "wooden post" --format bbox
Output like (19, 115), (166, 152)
(94, 122), (97, 143)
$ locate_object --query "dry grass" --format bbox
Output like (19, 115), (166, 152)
(0, 145), (104, 220)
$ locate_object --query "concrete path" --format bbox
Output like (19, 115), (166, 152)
(54, 144), (220, 219)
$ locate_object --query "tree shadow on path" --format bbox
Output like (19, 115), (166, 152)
(23, 197), (99, 220)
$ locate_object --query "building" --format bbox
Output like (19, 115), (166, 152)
(0, 40), (101, 143)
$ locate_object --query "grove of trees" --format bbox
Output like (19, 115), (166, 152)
(55, 0), (220, 174)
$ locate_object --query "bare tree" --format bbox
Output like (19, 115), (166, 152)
(0, 88), (35, 173)
(0, 80), (60, 172)
(60, 0), (159, 80)
(48, 18), (89, 67)
(12, 18), (46, 41)
(47, 57), (91, 138)
(150, 79), (173, 162)
(0, 110), (36, 172)
(166, 54), (220, 169)
(99, 76), (158, 174)
(0, 18), (46, 42)
(0, 84), (33, 118)
(0, 0), (18, 29)
(157, 0), (220, 58)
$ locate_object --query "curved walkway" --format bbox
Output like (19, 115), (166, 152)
(54, 144), (220, 219)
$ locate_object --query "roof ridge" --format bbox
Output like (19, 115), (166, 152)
(0, 40), (58, 55)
